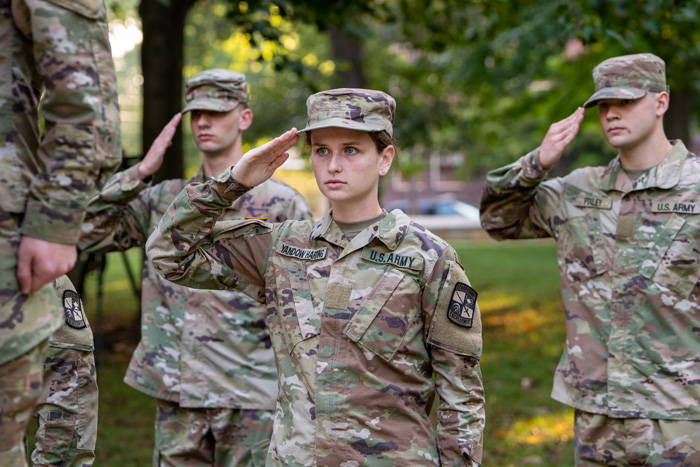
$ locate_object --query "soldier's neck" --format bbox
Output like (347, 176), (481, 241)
(618, 127), (673, 171)
(202, 146), (244, 179)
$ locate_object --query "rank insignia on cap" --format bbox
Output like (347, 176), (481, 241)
(63, 290), (86, 329)
(447, 282), (477, 328)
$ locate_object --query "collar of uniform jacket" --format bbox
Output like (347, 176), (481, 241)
(599, 140), (688, 192)
(193, 166), (207, 183)
(310, 208), (409, 251)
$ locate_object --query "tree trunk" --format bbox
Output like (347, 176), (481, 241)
(664, 87), (692, 146)
(139, 0), (197, 183)
(329, 26), (366, 88)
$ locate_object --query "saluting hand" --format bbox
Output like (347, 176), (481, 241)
(138, 113), (182, 180)
(539, 107), (585, 169)
(230, 128), (299, 188)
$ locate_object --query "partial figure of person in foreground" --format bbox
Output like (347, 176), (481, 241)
(0, 0), (121, 465)
(146, 88), (485, 466)
(481, 52), (700, 465)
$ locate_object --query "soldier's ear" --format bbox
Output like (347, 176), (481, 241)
(239, 108), (253, 131)
(378, 145), (395, 176)
(655, 92), (670, 117)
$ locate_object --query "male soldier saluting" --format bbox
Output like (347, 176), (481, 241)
(80, 69), (312, 466)
(481, 53), (700, 464)
(0, 0), (120, 465)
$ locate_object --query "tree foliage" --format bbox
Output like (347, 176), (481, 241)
(118, 0), (700, 180)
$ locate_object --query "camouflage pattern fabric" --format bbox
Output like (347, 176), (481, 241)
(182, 69), (248, 113)
(153, 399), (274, 467)
(574, 410), (700, 466)
(31, 276), (97, 466)
(584, 53), (667, 108)
(0, 214), (60, 366)
(80, 164), (311, 409)
(0, 0), (121, 245)
(146, 169), (486, 466)
(0, 0), (119, 463)
(298, 88), (396, 136)
(481, 140), (700, 421)
(0, 339), (47, 467)
(0, 0), (120, 363)
(32, 347), (97, 467)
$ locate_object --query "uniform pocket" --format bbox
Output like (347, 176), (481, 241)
(641, 214), (700, 298)
(343, 267), (422, 362)
(39, 409), (76, 452)
(272, 259), (319, 355)
(37, 349), (97, 453)
(75, 352), (97, 450)
(558, 212), (607, 283)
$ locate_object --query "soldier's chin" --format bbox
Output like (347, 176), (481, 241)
(604, 134), (630, 150)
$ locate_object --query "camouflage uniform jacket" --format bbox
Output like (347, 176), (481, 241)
(0, 0), (120, 364)
(146, 170), (486, 466)
(80, 164), (311, 408)
(481, 140), (700, 420)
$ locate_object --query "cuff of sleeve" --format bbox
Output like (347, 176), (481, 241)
(216, 167), (253, 199)
(521, 148), (550, 181)
(21, 200), (85, 244)
(123, 164), (153, 191)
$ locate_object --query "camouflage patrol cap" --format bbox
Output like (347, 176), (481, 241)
(583, 53), (667, 108)
(298, 88), (396, 137)
(182, 69), (248, 113)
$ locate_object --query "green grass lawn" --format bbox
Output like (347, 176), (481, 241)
(29, 239), (573, 465)
(453, 239), (574, 466)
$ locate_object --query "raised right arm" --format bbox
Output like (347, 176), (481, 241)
(79, 113), (183, 254)
(145, 171), (271, 301)
(146, 129), (300, 298)
(480, 108), (583, 240)
(79, 165), (153, 254)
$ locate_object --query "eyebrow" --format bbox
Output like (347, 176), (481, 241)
(311, 141), (363, 147)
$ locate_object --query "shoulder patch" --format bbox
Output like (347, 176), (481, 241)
(278, 243), (327, 261)
(361, 248), (423, 272)
(447, 282), (477, 328)
(63, 290), (87, 329)
(426, 261), (482, 358)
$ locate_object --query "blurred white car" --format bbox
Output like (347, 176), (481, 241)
(384, 199), (482, 231)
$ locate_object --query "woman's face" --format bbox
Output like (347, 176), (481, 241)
(310, 127), (394, 217)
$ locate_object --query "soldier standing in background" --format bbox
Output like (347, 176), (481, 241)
(80, 69), (312, 466)
(0, 0), (120, 465)
(481, 53), (700, 464)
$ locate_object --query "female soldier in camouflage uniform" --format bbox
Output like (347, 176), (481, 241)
(147, 89), (485, 466)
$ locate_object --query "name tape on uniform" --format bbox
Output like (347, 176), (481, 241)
(447, 282), (477, 328)
(278, 243), (327, 261)
(652, 202), (699, 214)
(574, 195), (612, 210)
(361, 248), (424, 271)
